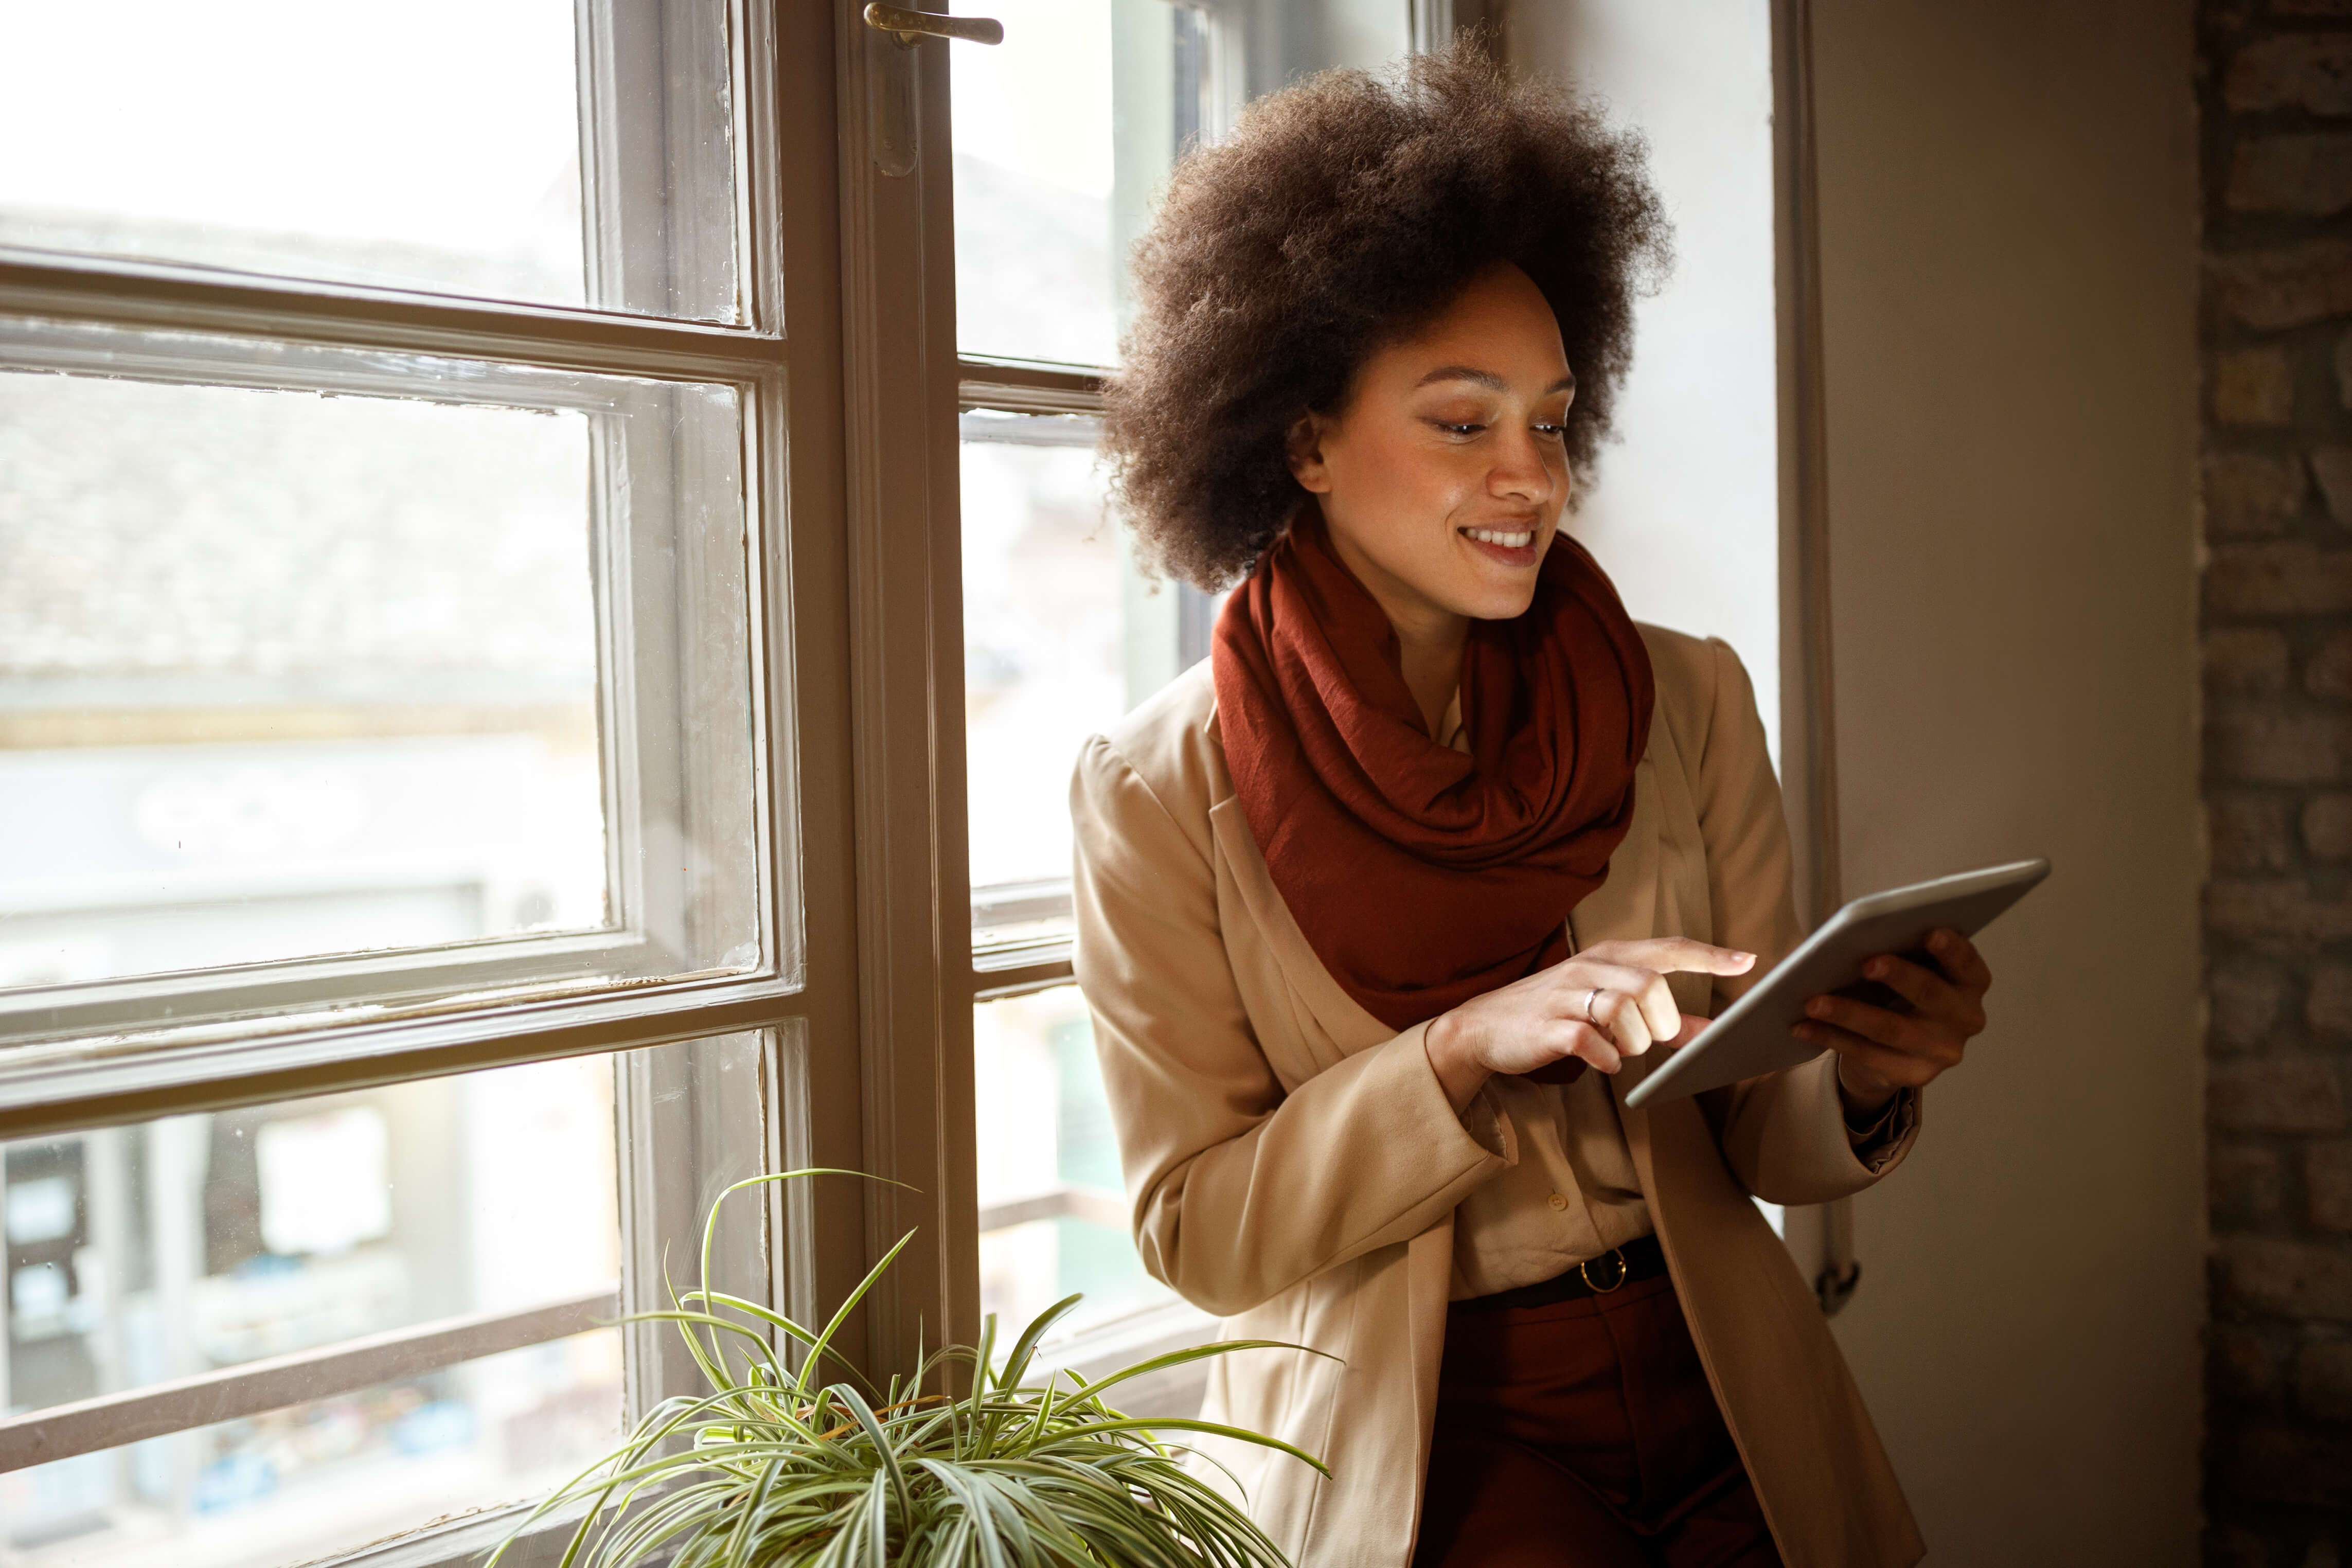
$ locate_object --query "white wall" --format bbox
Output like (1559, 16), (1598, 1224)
(1807, 2), (2203, 1561)
(1508, 0), (1782, 757)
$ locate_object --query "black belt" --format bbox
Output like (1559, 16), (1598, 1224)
(1453, 1234), (1669, 1312)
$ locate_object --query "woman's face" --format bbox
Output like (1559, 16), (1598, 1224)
(1287, 262), (1575, 632)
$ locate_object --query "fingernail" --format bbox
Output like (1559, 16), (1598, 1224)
(1807, 999), (1830, 1018)
(1865, 959), (1887, 978)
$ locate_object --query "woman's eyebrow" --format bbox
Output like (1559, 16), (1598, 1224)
(1412, 365), (1577, 395)
(1413, 365), (1507, 390)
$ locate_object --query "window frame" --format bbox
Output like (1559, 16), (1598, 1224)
(0, 3), (897, 1563)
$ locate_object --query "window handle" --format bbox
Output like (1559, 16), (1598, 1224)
(864, 4), (1003, 48)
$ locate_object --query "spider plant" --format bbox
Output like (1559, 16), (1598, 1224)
(488, 1171), (1328, 1568)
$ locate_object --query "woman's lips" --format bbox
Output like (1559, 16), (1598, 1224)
(1459, 524), (1541, 569)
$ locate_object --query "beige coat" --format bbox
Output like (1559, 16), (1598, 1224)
(1070, 625), (1925, 1568)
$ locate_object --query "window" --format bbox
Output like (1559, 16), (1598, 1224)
(949, 0), (1419, 1393)
(0, 3), (835, 1563)
(0, 1036), (770, 1567)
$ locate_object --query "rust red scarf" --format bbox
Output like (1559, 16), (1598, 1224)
(1211, 514), (1654, 1042)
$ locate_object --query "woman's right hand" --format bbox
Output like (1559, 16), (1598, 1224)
(1422, 938), (1758, 1112)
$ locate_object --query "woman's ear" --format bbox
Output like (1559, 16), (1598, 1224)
(1285, 412), (1333, 494)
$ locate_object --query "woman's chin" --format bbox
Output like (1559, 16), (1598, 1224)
(1454, 582), (1542, 622)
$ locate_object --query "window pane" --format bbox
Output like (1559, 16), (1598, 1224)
(950, 0), (1414, 368)
(0, 318), (767, 1034)
(0, 376), (602, 983)
(0, 1055), (622, 1564)
(975, 987), (1173, 1345)
(0, 0), (738, 321)
(3, 1334), (621, 1568)
(962, 416), (1181, 917)
(951, 0), (1174, 366)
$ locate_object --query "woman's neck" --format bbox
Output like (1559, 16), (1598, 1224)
(1393, 614), (1467, 739)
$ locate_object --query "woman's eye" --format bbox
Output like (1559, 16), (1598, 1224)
(1533, 422), (1567, 440)
(1432, 420), (1485, 437)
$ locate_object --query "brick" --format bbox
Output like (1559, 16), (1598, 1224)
(2313, 964), (2352, 1036)
(2216, 959), (2291, 1049)
(2208, 712), (2352, 782)
(2226, 34), (2352, 114)
(2207, 544), (2352, 617)
(2232, 133), (2352, 213)
(2212, 1059), (2349, 1134)
(2313, 631), (2352, 699)
(2311, 448), (2352, 525)
(2308, 793), (2352, 858)
(2214, 1322), (2284, 1405)
(2215, 346), (2298, 423)
(2215, 793), (2298, 871)
(2208, 628), (2294, 693)
(2220, 1237), (2352, 1320)
(2215, 1143), (2287, 1225)
(2301, 1338), (2352, 1421)
(2211, 243), (2352, 331)
(2311, 1142), (2352, 1232)
(2209, 878), (2352, 943)
(2218, 1417), (2352, 1506)
(2206, 454), (2310, 538)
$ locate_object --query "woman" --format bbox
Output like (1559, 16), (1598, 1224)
(1071, 45), (1988, 1568)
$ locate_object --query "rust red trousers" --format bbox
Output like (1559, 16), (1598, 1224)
(1411, 1271), (1784, 1568)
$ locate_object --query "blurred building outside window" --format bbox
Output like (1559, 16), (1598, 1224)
(0, 2), (783, 1564)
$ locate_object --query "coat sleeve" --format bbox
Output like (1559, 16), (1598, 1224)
(1069, 735), (1510, 1318)
(1684, 638), (1925, 1206)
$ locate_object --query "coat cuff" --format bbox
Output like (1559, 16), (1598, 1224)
(1840, 1085), (1919, 1174)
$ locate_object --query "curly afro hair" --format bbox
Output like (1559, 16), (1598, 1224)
(1101, 40), (1672, 590)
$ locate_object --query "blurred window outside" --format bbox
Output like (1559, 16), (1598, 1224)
(0, 1034), (773, 1568)
(0, 3), (794, 1565)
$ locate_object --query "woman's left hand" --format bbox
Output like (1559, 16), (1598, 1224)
(1793, 927), (1992, 1115)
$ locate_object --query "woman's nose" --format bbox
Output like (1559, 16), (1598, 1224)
(1488, 430), (1559, 505)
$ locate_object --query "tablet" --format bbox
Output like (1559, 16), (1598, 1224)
(1618, 857), (2050, 1110)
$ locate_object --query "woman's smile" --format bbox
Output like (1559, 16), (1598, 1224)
(1459, 521), (1545, 568)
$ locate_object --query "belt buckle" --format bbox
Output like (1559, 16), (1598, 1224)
(1579, 1246), (1629, 1294)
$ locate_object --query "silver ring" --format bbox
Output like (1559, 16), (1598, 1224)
(1582, 987), (1605, 1026)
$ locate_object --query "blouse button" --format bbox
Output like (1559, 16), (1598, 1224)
(1547, 1191), (1569, 1211)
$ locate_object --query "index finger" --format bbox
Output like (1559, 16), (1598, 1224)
(1615, 937), (1757, 976)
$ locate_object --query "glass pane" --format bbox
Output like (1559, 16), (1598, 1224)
(975, 987), (1174, 1344)
(962, 414), (1182, 920)
(0, 317), (764, 1026)
(0, 0), (738, 321)
(949, 0), (1414, 368)
(0, 1055), (623, 1564)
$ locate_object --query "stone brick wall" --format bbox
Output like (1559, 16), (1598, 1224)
(2204, 5), (2352, 1561)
